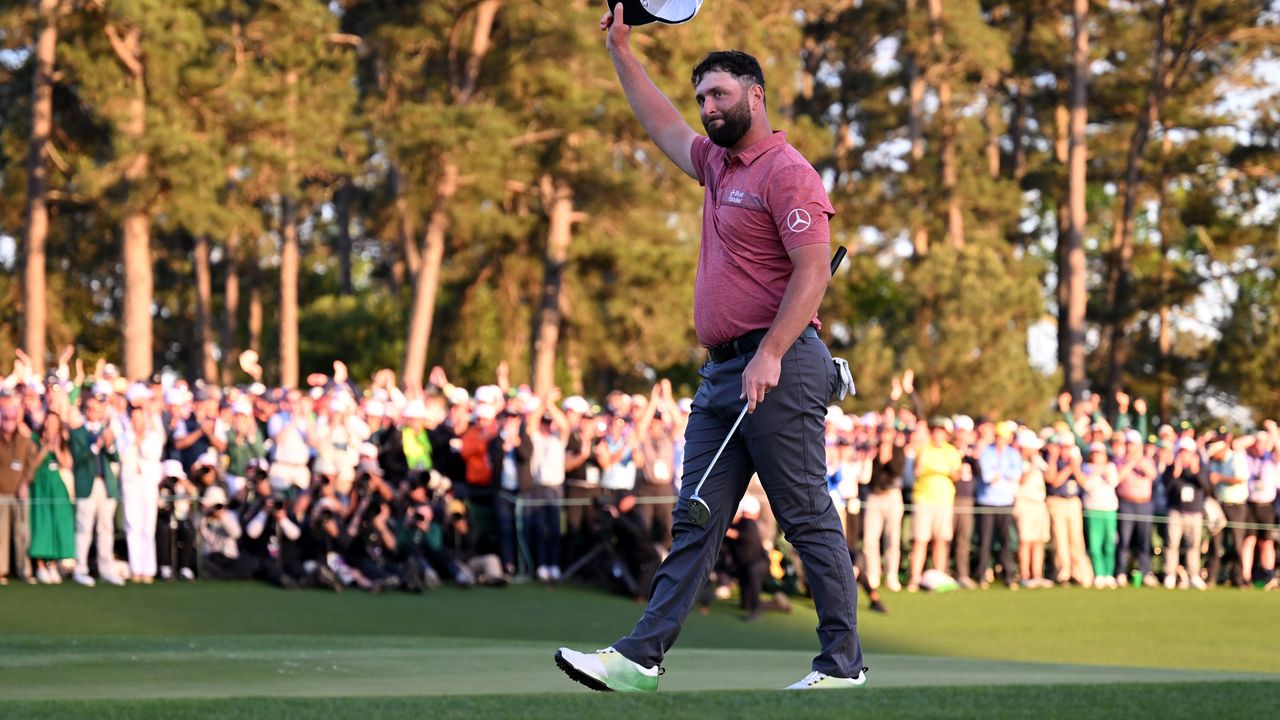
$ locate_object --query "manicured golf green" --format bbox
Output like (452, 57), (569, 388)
(1, 581), (1276, 717)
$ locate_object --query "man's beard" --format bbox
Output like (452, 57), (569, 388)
(703, 95), (752, 148)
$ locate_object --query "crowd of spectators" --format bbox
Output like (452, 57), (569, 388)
(0, 350), (1276, 611)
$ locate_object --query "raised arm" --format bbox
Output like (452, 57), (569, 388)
(601, 4), (698, 179)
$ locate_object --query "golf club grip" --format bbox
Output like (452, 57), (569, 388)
(829, 246), (847, 277)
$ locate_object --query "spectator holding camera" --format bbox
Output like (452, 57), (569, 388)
(243, 477), (304, 588)
(157, 459), (198, 581)
(225, 399), (266, 500)
(633, 381), (681, 549)
(528, 389), (570, 583)
(561, 397), (602, 566)
(1162, 437), (1211, 589)
(199, 485), (256, 580)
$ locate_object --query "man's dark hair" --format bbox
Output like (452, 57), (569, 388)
(691, 50), (766, 94)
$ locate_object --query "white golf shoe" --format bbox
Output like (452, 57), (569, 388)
(786, 668), (868, 689)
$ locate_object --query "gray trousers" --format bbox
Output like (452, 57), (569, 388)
(613, 328), (864, 678)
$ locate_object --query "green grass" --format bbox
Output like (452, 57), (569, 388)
(5, 683), (1280, 720)
(1, 581), (1277, 717)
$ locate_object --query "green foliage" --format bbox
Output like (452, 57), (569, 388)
(0, 0), (1276, 414)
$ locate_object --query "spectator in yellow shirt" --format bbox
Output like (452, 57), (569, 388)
(907, 417), (962, 591)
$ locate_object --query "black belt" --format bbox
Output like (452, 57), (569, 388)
(707, 326), (817, 363)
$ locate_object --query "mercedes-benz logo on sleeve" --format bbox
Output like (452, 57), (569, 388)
(786, 208), (812, 232)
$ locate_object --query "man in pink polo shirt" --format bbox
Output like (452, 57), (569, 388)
(556, 3), (865, 693)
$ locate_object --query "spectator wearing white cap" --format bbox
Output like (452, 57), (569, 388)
(725, 494), (770, 621)
(1045, 434), (1092, 586)
(949, 415), (980, 589)
(1114, 429), (1158, 587)
(118, 397), (166, 583)
(157, 459), (198, 581)
(1206, 437), (1249, 587)
(310, 393), (370, 495)
(171, 387), (227, 473)
(1242, 426), (1278, 587)
(527, 390), (572, 582)
(1013, 429), (1051, 587)
(633, 381), (682, 550)
(1161, 437), (1211, 589)
(67, 394), (125, 587)
(1081, 442), (1120, 588)
(906, 417), (962, 592)
(199, 485), (257, 580)
(976, 421), (1022, 589)
(560, 395), (603, 566)
(225, 398), (266, 500)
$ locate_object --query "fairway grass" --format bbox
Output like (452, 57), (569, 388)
(6, 682), (1280, 720)
(2, 581), (1277, 717)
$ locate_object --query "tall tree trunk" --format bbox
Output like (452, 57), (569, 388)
(1156, 133), (1175, 420)
(1054, 92), (1070, 376)
(1009, 8), (1033, 183)
(532, 176), (578, 396)
(401, 163), (458, 391)
(1064, 0), (1090, 400)
(928, 0), (963, 249)
(107, 23), (152, 381)
(390, 163), (419, 288)
(248, 278), (263, 359)
(905, 0), (928, 256)
(335, 178), (354, 295)
(1105, 0), (1173, 410)
(221, 231), (240, 384)
(22, 0), (59, 375)
(400, 1), (500, 389)
(279, 69), (300, 389)
(984, 78), (1001, 179)
(279, 197), (300, 388)
(193, 234), (217, 383)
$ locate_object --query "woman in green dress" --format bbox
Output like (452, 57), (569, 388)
(29, 412), (76, 583)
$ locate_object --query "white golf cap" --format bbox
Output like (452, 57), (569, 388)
(737, 494), (761, 517)
(201, 485), (228, 508)
(402, 399), (428, 420)
(162, 459), (186, 480)
(562, 395), (590, 415)
(607, 0), (702, 26)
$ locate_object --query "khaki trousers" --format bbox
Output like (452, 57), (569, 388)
(1047, 496), (1092, 585)
(0, 493), (31, 579)
(863, 489), (903, 589)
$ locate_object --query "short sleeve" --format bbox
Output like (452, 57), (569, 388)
(691, 135), (713, 187)
(766, 163), (835, 252)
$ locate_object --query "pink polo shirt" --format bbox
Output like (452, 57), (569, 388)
(691, 131), (834, 347)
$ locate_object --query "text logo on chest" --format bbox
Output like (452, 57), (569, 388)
(727, 188), (745, 204)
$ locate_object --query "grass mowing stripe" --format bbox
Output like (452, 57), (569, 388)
(6, 681), (1278, 720)
(1, 637), (1270, 700)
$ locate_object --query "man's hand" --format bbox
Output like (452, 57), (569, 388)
(1134, 397), (1147, 416)
(600, 2), (631, 53)
(1058, 391), (1072, 413)
(740, 351), (781, 414)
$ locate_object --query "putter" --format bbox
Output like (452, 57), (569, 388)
(686, 245), (848, 526)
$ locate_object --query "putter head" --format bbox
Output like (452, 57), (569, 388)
(688, 497), (712, 526)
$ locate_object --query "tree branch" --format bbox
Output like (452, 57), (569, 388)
(103, 23), (142, 78)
